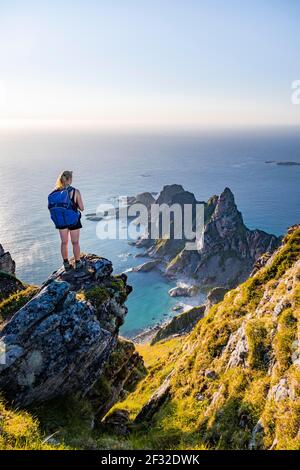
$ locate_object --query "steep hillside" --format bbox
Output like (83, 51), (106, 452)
(110, 225), (300, 450)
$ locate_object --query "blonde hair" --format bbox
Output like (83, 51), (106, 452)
(55, 170), (73, 190)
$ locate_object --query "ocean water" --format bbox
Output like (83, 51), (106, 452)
(0, 128), (299, 336)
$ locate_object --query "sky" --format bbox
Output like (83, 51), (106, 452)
(0, 0), (300, 130)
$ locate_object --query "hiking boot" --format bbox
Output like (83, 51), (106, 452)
(75, 259), (85, 270)
(63, 260), (72, 272)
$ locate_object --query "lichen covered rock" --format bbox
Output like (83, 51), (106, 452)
(0, 254), (139, 409)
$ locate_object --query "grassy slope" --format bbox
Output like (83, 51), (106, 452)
(0, 285), (38, 323)
(0, 398), (69, 450)
(109, 226), (300, 450)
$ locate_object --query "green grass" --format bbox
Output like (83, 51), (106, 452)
(84, 286), (111, 306)
(0, 285), (39, 322)
(0, 271), (25, 303)
(274, 309), (297, 371)
(0, 397), (68, 450)
(82, 276), (128, 307)
(245, 319), (272, 370)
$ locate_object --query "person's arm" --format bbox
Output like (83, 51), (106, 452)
(75, 189), (84, 211)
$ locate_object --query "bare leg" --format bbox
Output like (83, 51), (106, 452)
(59, 229), (69, 260)
(70, 229), (81, 261)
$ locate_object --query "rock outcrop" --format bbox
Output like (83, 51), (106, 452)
(0, 244), (15, 276)
(205, 287), (229, 310)
(0, 244), (23, 303)
(0, 272), (25, 303)
(165, 187), (280, 288)
(0, 254), (144, 411)
(127, 192), (156, 209)
(151, 305), (206, 344)
(135, 374), (172, 423)
(168, 283), (199, 297)
(87, 337), (147, 421)
(132, 259), (161, 272)
(132, 185), (280, 289)
(102, 408), (132, 436)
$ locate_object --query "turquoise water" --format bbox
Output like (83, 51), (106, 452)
(0, 128), (299, 336)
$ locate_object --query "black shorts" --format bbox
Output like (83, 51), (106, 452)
(57, 214), (82, 230)
(69, 219), (82, 230)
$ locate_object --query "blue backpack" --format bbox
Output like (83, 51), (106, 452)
(48, 186), (80, 229)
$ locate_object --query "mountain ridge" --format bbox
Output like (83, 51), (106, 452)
(132, 185), (280, 289)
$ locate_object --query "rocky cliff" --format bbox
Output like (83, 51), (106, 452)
(110, 225), (300, 450)
(134, 185), (280, 289)
(0, 244), (15, 276)
(0, 244), (23, 303)
(0, 255), (145, 424)
(151, 305), (206, 344)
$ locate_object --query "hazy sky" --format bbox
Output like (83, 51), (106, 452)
(0, 0), (300, 129)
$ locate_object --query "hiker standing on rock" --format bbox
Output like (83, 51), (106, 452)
(48, 170), (85, 271)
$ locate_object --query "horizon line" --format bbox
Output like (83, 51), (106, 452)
(0, 119), (300, 133)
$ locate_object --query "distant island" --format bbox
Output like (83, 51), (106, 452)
(265, 160), (300, 166)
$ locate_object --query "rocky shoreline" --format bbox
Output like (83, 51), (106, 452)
(127, 184), (280, 291)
